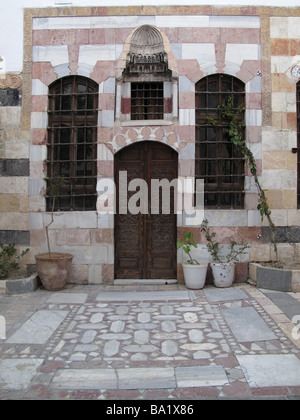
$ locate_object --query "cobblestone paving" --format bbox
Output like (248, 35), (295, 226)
(0, 284), (300, 400)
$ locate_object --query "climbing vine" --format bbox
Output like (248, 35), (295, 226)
(206, 96), (279, 266)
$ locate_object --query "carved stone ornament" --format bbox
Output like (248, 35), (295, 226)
(290, 65), (300, 81)
(125, 25), (170, 77)
(0, 74), (22, 90)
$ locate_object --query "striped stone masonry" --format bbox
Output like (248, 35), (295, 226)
(0, 6), (299, 284)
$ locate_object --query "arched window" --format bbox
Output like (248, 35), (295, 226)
(195, 74), (245, 209)
(47, 76), (98, 211)
(297, 81), (300, 208)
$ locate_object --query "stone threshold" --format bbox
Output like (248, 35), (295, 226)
(114, 279), (177, 285)
(51, 365), (229, 390)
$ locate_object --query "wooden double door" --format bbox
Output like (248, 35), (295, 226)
(115, 141), (178, 279)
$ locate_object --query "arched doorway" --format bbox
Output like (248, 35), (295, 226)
(114, 141), (178, 279)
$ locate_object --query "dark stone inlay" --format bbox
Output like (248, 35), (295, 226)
(0, 230), (30, 245)
(0, 159), (29, 176)
(0, 89), (22, 106)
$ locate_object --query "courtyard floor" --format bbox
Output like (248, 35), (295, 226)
(0, 282), (300, 400)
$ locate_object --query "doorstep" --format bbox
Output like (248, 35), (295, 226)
(114, 279), (177, 285)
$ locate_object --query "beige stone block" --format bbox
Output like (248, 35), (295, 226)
(5, 141), (30, 160)
(288, 210), (300, 226)
(292, 271), (300, 293)
(282, 190), (297, 209)
(249, 244), (271, 262)
(263, 151), (291, 170)
(248, 262), (258, 281)
(69, 264), (88, 285)
(272, 243), (296, 262)
(265, 190), (283, 209)
(0, 212), (12, 230)
(19, 194), (29, 213)
(0, 177), (15, 194)
(261, 209), (287, 227)
(11, 212), (29, 230)
(88, 264), (103, 284)
(272, 92), (287, 113)
(263, 170), (296, 190)
(0, 194), (20, 212)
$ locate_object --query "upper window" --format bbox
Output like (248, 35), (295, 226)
(195, 74), (245, 209)
(297, 81), (300, 208)
(119, 25), (175, 124)
(131, 82), (164, 120)
(47, 76), (98, 211)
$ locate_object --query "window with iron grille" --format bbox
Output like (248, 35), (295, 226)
(297, 81), (300, 208)
(131, 82), (164, 120)
(47, 76), (98, 211)
(195, 74), (245, 209)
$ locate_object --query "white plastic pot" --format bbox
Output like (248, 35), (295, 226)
(211, 262), (235, 288)
(182, 263), (208, 289)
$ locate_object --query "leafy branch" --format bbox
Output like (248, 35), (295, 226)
(206, 96), (279, 266)
(200, 219), (249, 263)
(177, 232), (200, 265)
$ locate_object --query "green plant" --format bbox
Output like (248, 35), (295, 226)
(200, 219), (249, 264)
(0, 244), (29, 279)
(206, 95), (279, 266)
(45, 175), (66, 255)
(177, 232), (200, 265)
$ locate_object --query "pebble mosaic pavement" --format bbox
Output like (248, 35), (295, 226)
(1, 284), (300, 400)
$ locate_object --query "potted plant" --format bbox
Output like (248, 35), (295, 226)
(200, 219), (249, 288)
(177, 232), (208, 289)
(35, 175), (73, 291)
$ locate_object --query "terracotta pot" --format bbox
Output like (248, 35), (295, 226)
(35, 252), (73, 291)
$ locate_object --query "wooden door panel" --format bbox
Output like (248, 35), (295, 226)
(115, 141), (177, 279)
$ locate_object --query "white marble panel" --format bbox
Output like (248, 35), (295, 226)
(32, 79), (48, 95)
(7, 310), (68, 344)
(79, 45), (121, 65)
(175, 366), (228, 387)
(182, 43), (215, 63)
(225, 44), (260, 66)
(237, 354), (300, 387)
(30, 112), (47, 129)
(32, 45), (69, 67)
(0, 359), (43, 390)
(117, 367), (176, 389)
(51, 368), (118, 389)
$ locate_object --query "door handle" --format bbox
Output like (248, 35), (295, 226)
(292, 148), (299, 153)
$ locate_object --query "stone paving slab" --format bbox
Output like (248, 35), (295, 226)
(260, 289), (300, 321)
(7, 310), (68, 344)
(51, 366), (228, 390)
(46, 293), (88, 304)
(204, 288), (248, 302)
(222, 307), (277, 342)
(1, 284), (300, 399)
(237, 354), (300, 387)
(0, 359), (43, 390)
(96, 290), (191, 302)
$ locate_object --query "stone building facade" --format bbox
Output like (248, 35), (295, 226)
(0, 5), (300, 285)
